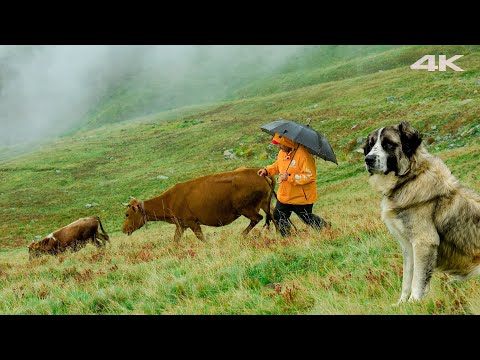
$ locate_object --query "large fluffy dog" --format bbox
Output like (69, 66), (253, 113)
(364, 121), (480, 303)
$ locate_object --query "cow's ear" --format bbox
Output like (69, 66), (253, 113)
(399, 121), (422, 157)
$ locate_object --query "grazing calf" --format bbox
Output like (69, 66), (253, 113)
(28, 216), (110, 259)
(122, 167), (277, 242)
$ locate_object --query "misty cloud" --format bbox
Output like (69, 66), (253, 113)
(0, 45), (306, 146)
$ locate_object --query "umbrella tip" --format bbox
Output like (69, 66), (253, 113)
(306, 118), (312, 127)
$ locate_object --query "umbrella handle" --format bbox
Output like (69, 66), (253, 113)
(285, 144), (300, 174)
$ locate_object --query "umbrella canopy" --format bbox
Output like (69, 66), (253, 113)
(260, 119), (338, 165)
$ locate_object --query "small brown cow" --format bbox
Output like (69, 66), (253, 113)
(28, 216), (110, 259)
(122, 167), (277, 242)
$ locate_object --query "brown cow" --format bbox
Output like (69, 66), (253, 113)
(28, 216), (110, 259)
(122, 167), (277, 242)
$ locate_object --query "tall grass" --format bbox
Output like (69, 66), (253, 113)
(0, 45), (479, 314)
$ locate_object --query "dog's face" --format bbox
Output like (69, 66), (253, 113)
(363, 121), (422, 176)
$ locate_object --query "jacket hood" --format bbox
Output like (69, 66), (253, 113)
(271, 133), (296, 148)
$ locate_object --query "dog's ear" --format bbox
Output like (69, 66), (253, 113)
(399, 121), (422, 157)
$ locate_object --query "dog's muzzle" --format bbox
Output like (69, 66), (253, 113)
(365, 154), (377, 174)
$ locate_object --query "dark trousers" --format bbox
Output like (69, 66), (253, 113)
(273, 201), (327, 237)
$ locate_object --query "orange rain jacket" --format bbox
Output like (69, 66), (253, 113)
(265, 134), (318, 205)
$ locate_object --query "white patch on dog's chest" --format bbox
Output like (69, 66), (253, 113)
(369, 172), (398, 194)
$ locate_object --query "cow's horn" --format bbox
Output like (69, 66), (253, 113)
(121, 202), (129, 207)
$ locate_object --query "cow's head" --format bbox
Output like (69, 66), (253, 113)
(121, 197), (146, 235)
(27, 237), (58, 260)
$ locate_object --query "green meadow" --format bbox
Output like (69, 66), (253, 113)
(0, 45), (479, 314)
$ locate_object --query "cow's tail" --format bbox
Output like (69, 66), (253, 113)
(95, 216), (110, 242)
(263, 175), (279, 233)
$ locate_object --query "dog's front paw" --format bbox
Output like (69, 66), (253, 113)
(392, 296), (408, 307)
(408, 295), (422, 303)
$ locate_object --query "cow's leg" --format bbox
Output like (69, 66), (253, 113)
(239, 209), (263, 235)
(92, 233), (102, 248)
(98, 232), (109, 245)
(95, 232), (108, 247)
(75, 240), (87, 252)
(71, 240), (78, 252)
(102, 233), (110, 244)
(70, 241), (78, 252)
(260, 202), (271, 229)
(173, 224), (185, 242)
(188, 222), (205, 242)
(261, 201), (278, 232)
(90, 232), (104, 248)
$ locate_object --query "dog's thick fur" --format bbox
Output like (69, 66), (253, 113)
(364, 121), (480, 303)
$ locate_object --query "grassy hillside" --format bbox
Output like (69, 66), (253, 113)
(0, 45), (479, 314)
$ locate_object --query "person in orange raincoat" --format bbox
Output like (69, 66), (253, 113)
(257, 133), (329, 237)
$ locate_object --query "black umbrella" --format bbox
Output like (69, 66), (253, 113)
(260, 119), (338, 165)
